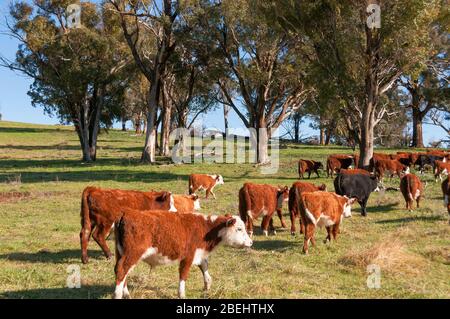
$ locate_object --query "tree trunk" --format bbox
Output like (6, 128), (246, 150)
(224, 104), (230, 136)
(325, 128), (332, 145)
(320, 127), (325, 145)
(412, 111), (424, 148)
(121, 120), (127, 131)
(141, 84), (159, 163)
(359, 106), (375, 169)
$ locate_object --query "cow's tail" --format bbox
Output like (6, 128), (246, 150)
(405, 175), (414, 201)
(239, 185), (252, 224)
(114, 215), (126, 261)
(80, 187), (93, 263)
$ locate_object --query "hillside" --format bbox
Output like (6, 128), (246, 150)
(0, 121), (448, 298)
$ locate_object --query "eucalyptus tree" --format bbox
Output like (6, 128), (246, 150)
(1, 0), (130, 162)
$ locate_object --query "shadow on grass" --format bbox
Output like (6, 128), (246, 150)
(0, 285), (112, 299)
(0, 249), (104, 264)
(0, 127), (66, 134)
(376, 215), (444, 224)
(0, 168), (188, 184)
(368, 203), (399, 214)
(251, 239), (297, 251)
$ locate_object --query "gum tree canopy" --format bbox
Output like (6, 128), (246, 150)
(2, 0), (130, 162)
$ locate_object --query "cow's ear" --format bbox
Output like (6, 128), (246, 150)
(347, 197), (357, 205)
(216, 175), (220, 180)
(192, 194), (199, 201)
(226, 218), (236, 227)
(158, 192), (170, 201)
(320, 184), (327, 191)
(284, 186), (289, 192)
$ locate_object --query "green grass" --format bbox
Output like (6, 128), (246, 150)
(0, 120), (448, 299)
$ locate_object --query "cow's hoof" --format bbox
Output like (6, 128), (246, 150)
(290, 231), (296, 236)
(263, 230), (268, 237)
(81, 257), (89, 264)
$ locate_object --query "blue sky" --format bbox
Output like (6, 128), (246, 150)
(0, 1), (446, 145)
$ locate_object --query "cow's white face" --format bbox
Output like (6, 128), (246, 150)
(219, 216), (253, 248)
(216, 175), (224, 185)
(193, 197), (201, 210)
(403, 166), (410, 174)
(342, 197), (356, 218)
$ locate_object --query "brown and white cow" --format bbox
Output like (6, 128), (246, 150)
(434, 160), (450, 182)
(299, 191), (356, 254)
(339, 168), (371, 176)
(441, 178), (450, 224)
(326, 155), (353, 177)
(80, 187), (176, 264)
(239, 183), (289, 237)
(113, 210), (252, 299)
(288, 181), (327, 235)
(188, 174), (224, 199)
(374, 158), (409, 182)
(173, 194), (201, 212)
(399, 173), (423, 211)
(298, 159), (323, 179)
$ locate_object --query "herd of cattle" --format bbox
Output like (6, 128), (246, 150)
(78, 150), (450, 299)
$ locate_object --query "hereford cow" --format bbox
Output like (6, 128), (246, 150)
(299, 191), (356, 254)
(400, 173), (423, 211)
(434, 160), (450, 182)
(374, 158), (409, 182)
(239, 183), (289, 237)
(441, 178), (450, 224)
(288, 181), (327, 235)
(113, 210), (252, 299)
(188, 174), (224, 199)
(173, 194), (201, 212)
(326, 155), (353, 177)
(298, 159), (323, 179)
(334, 173), (380, 216)
(393, 153), (414, 167)
(339, 168), (371, 176)
(80, 187), (176, 264)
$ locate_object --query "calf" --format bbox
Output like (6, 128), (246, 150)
(299, 191), (356, 254)
(326, 155), (353, 177)
(298, 159), (323, 179)
(189, 174), (224, 199)
(374, 159), (408, 182)
(400, 173), (423, 211)
(80, 187), (176, 264)
(288, 182), (327, 235)
(334, 173), (380, 216)
(173, 194), (201, 212)
(113, 210), (252, 299)
(441, 178), (450, 224)
(434, 160), (450, 182)
(239, 183), (289, 237)
(339, 168), (371, 176)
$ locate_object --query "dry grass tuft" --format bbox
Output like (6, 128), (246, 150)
(339, 238), (428, 276)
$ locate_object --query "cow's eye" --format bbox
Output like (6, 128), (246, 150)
(237, 228), (243, 232)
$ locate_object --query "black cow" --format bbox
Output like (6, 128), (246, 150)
(416, 154), (445, 174)
(334, 173), (380, 216)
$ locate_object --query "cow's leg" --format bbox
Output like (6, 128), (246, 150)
(290, 211), (296, 236)
(92, 223), (113, 259)
(80, 223), (94, 264)
(303, 223), (315, 254)
(276, 208), (287, 229)
(416, 196), (421, 209)
(247, 215), (254, 238)
(114, 254), (138, 299)
(315, 169), (320, 178)
(269, 217), (277, 235)
(261, 215), (271, 236)
(308, 170), (311, 179)
(178, 257), (193, 298)
(359, 199), (368, 217)
(331, 223), (340, 241)
(324, 226), (332, 244)
(198, 258), (212, 291)
(300, 214), (306, 235)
